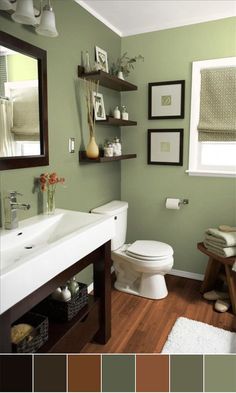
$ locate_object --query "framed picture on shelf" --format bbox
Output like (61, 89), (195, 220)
(148, 129), (184, 165)
(148, 80), (185, 119)
(95, 46), (109, 73)
(93, 92), (106, 120)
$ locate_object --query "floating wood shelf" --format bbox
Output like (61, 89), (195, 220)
(79, 151), (137, 164)
(96, 116), (137, 126)
(78, 66), (137, 92)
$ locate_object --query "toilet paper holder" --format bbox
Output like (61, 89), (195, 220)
(165, 198), (189, 206)
(180, 199), (189, 205)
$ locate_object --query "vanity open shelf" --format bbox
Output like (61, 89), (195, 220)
(96, 116), (137, 126)
(37, 296), (100, 353)
(78, 66), (137, 91)
(79, 151), (137, 164)
(0, 242), (111, 353)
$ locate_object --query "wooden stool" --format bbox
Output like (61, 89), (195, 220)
(198, 242), (236, 315)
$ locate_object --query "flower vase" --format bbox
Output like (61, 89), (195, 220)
(47, 189), (56, 215)
(86, 136), (99, 159)
(118, 71), (124, 80)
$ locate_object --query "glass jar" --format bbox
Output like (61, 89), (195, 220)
(113, 137), (122, 156)
(121, 105), (129, 121)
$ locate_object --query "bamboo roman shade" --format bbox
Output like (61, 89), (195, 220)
(197, 67), (236, 141)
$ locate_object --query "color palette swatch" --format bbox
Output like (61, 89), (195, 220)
(0, 354), (236, 392)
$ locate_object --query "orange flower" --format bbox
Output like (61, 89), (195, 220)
(39, 172), (65, 192)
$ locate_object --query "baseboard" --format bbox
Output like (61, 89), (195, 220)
(87, 268), (203, 293)
(170, 269), (204, 281)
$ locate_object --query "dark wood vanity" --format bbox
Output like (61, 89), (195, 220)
(0, 241), (111, 353)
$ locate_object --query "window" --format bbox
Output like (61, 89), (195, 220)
(187, 57), (236, 178)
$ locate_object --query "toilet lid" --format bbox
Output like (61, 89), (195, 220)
(126, 240), (173, 260)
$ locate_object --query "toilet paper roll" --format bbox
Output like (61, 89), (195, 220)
(166, 198), (181, 210)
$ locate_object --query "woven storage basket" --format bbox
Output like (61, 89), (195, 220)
(44, 282), (88, 322)
(12, 312), (48, 353)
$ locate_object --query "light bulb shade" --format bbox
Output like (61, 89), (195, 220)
(0, 0), (13, 10)
(36, 9), (58, 37)
(12, 0), (37, 25)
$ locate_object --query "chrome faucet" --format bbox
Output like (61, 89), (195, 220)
(4, 191), (31, 230)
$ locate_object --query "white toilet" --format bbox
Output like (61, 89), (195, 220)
(91, 200), (174, 300)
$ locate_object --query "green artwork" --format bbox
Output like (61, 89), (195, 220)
(161, 95), (172, 106)
(161, 142), (171, 152)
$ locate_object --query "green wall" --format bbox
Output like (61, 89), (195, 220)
(1, 5), (236, 281)
(0, 0), (121, 283)
(121, 17), (236, 275)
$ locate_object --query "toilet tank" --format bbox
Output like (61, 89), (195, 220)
(91, 200), (128, 251)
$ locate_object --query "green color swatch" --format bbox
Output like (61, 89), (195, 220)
(102, 354), (135, 392)
(205, 355), (236, 392)
(170, 355), (203, 392)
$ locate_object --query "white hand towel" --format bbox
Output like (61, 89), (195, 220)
(204, 241), (236, 258)
(205, 228), (236, 247)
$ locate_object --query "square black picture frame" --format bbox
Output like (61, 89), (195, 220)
(148, 80), (185, 119)
(148, 129), (184, 166)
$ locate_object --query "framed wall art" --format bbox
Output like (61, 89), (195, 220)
(95, 46), (109, 73)
(93, 92), (106, 120)
(148, 129), (184, 165)
(148, 80), (185, 119)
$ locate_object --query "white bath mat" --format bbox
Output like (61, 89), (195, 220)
(161, 317), (236, 354)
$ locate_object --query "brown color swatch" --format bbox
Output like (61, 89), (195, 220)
(0, 355), (32, 392)
(34, 355), (66, 392)
(68, 355), (101, 392)
(136, 354), (169, 392)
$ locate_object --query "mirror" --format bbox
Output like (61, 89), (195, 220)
(0, 31), (48, 170)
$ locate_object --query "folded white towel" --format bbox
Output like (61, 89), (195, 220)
(204, 241), (236, 258)
(205, 228), (236, 247)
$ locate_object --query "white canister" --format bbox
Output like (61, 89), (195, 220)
(113, 138), (122, 156)
(113, 106), (121, 119)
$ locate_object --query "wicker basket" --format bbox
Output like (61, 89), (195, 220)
(41, 282), (88, 322)
(12, 312), (48, 353)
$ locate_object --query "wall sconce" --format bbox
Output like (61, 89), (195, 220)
(0, 0), (58, 37)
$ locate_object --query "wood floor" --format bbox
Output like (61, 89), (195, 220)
(82, 274), (236, 353)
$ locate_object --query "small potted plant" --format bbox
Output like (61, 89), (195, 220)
(110, 52), (144, 80)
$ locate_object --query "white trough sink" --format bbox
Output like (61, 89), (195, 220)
(0, 209), (115, 314)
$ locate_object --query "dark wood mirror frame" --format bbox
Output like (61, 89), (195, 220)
(0, 31), (49, 170)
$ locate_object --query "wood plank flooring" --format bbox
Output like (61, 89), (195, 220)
(82, 274), (236, 353)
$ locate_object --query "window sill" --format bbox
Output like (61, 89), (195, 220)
(186, 169), (236, 178)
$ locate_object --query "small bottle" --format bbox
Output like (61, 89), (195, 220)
(113, 106), (121, 119)
(121, 105), (129, 121)
(84, 51), (91, 73)
(67, 277), (79, 296)
(113, 137), (122, 156)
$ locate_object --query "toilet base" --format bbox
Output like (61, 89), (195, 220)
(114, 272), (168, 300)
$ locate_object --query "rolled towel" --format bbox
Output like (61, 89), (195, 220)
(205, 228), (236, 247)
(204, 241), (236, 258)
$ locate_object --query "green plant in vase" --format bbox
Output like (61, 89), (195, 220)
(110, 52), (144, 80)
(40, 172), (65, 214)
